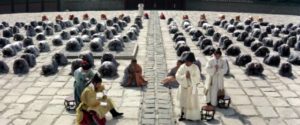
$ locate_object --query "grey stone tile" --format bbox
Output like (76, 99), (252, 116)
(267, 97), (289, 107)
(222, 116), (243, 125)
(250, 97), (271, 106)
(1, 95), (19, 104)
(226, 89), (245, 95)
(31, 114), (58, 125)
(23, 87), (43, 95)
(257, 106), (278, 118)
(119, 107), (139, 119)
(43, 105), (64, 115)
(12, 119), (31, 125)
(231, 95), (251, 105)
(244, 88), (263, 96)
(279, 90), (298, 98)
(275, 107), (298, 118)
(268, 119), (287, 125)
(21, 111), (40, 119)
(0, 103), (7, 112)
(40, 88), (59, 96)
(16, 95), (36, 103)
(246, 117), (267, 125)
(287, 98), (300, 106)
(285, 119), (300, 125)
(53, 115), (75, 125)
(236, 105), (258, 116)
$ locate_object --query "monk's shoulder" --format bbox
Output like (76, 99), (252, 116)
(191, 64), (199, 69)
(82, 86), (90, 93)
(220, 58), (227, 64)
(207, 57), (215, 63)
(74, 68), (82, 75)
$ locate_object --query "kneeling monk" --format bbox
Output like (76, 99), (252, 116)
(121, 59), (147, 87)
(161, 59), (184, 87)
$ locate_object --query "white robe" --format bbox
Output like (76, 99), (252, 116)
(176, 64), (201, 121)
(204, 57), (228, 106)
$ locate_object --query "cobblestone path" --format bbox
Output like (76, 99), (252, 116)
(140, 11), (175, 125)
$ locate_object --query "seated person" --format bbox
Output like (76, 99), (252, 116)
(248, 16), (254, 21)
(200, 14), (206, 21)
(219, 14), (225, 20)
(76, 74), (123, 125)
(74, 60), (95, 106)
(235, 15), (241, 22)
(121, 59), (147, 87)
(258, 17), (263, 23)
(257, 17), (269, 26)
(198, 14), (208, 27)
(244, 16), (254, 25)
(161, 60), (184, 87)
(213, 14), (225, 26)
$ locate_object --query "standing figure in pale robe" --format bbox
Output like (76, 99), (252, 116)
(176, 52), (201, 121)
(204, 48), (228, 106)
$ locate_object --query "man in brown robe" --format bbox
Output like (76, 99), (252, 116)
(121, 59), (147, 87)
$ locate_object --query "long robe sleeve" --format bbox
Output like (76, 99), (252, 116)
(216, 59), (228, 76)
(190, 65), (201, 95)
(191, 65), (201, 86)
(217, 60), (228, 89)
(204, 60), (215, 90)
(205, 60), (216, 76)
(176, 65), (189, 88)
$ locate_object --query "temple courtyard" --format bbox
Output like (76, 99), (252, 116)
(0, 11), (300, 125)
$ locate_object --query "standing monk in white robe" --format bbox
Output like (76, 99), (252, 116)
(204, 48), (228, 106)
(176, 52), (201, 121)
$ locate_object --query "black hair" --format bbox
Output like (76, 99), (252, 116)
(177, 60), (184, 64)
(214, 48), (222, 55)
(131, 59), (137, 63)
(85, 73), (102, 87)
(92, 73), (102, 84)
(81, 60), (92, 70)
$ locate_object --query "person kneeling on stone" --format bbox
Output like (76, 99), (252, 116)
(76, 74), (123, 125)
(74, 60), (96, 106)
(204, 48), (228, 106)
(121, 59), (147, 87)
(176, 52), (201, 121)
(160, 59), (184, 87)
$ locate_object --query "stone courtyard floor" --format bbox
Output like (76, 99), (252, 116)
(0, 10), (300, 125)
